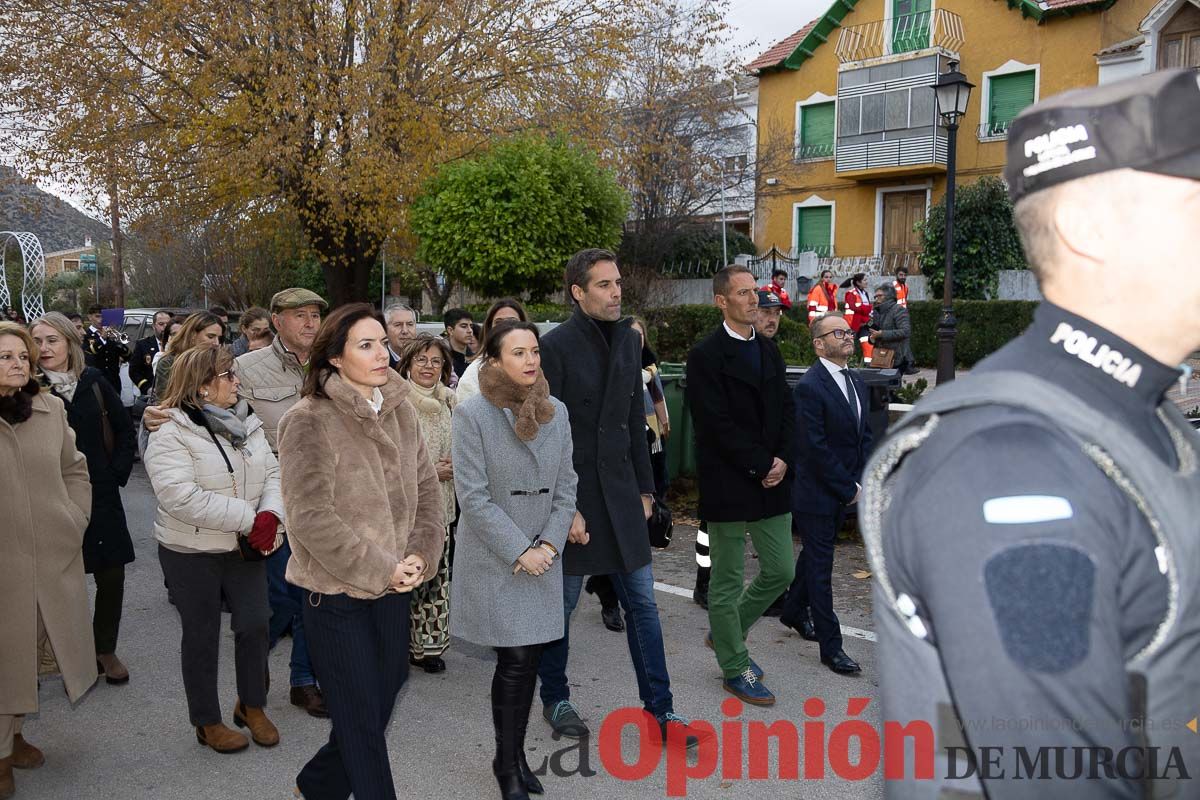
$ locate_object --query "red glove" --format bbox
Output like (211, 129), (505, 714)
(248, 511), (278, 552)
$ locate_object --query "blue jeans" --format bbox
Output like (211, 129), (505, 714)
(537, 563), (674, 718)
(266, 539), (315, 688)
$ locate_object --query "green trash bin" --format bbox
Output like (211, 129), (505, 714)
(658, 363), (697, 479)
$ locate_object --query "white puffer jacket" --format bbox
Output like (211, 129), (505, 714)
(144, 406), (284, 553)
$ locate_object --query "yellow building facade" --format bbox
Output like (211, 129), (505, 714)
(750, 0), (1192, 272)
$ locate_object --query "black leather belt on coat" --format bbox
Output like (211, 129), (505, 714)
(510, 488), (550, 496)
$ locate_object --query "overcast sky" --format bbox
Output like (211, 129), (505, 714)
(727, 0), (831, 61)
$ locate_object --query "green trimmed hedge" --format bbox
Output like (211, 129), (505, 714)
(644, 305), (816, 365)
(906, 300), (1038, 368)
(460, 302), (571, 323)
(645, 300), (1039, 368)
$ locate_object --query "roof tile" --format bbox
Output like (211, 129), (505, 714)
(746, 20), (819, 72)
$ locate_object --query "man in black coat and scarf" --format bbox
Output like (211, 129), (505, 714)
(536, 248), (699, 748)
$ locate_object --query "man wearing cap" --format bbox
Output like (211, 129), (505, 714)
(863, 70), (1200, 798)
(236, 287), (330, 719)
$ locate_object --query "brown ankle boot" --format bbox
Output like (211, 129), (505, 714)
(96, 654), (130, 685)
(10, 735), (43, 769)
(195, 723), (249, 754)
(233, 702), (280, 747)
(0, 756), (14, 800)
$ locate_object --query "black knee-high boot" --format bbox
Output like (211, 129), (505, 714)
(493, 645), (541, 800)
(514, 644), (545, 794)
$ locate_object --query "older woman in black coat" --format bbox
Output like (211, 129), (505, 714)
(32, 313), (137, 684)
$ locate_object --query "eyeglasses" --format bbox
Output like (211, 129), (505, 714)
(414, 356), (444, 368)
(216, 369), (238, 380)
(816, 328), (853, 340)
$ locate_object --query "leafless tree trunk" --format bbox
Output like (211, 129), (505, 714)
(107, 166), (125, 307)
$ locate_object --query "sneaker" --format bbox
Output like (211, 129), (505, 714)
(703, 632), (763, 679)
(723, 668), (775, 706)
(656, 711), (702, 751)
(543, 700), (589, 739)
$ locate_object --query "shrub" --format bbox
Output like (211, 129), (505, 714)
(645, 299), (1038, 369)
(907, 300), (1038, 367)
(916, 176), (1026, 300)
(643, 305), (816, 365)
(462, 301), (571, 323)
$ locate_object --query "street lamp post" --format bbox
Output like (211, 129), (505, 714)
(932, 60), (974, 385)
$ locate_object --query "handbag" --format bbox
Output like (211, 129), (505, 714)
(647, 496), (673, 549)
(871, 344), (896, 369)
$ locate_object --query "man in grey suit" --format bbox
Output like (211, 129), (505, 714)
(536, 248), (699, 749)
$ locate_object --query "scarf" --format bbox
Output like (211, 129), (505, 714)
(406, 378), (453, 415)
(0, 377), (39, 425)
(478, 359), (555, 442)
(43, 369), (79, 402)
(201, 398), (252, 447)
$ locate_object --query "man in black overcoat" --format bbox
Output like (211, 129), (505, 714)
(686, 266), (795, 705)
(537, 248), (698, 746)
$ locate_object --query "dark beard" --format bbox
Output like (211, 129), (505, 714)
(0, 377), (39, 424)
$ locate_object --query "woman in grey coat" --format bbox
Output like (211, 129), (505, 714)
(451, 320), (577, 800)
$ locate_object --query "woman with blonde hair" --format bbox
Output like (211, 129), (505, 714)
(0, 321), (94, 799)
(144, 346), (283, 754)
(396, 334), (458, 673)
(31, 312), (137, 685)
(153, 311), (225, 398)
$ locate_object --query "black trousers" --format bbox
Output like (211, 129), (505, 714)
(781, 512), (844, 659)
(92, 564), (125, 655)
(157, 545), (269, 726)
(298, 590), (411, 800)
(493, 644), (544, 774)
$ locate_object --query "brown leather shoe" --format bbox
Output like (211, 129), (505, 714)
(10, 735), (43, 770)
(233, 701), (280, 747)
(0, 757), (14, 800)
(289, 685), (329, 718)
(194, 723), (249, 754)
(96, 654), (130, 685)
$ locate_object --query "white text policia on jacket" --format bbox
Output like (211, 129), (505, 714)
(1049, 322), (1143, 388)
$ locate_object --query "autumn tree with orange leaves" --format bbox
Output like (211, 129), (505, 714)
(0, 0), (672, 305)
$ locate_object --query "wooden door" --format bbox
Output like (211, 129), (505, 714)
(882, 190), (926, 272)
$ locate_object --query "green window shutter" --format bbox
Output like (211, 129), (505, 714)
(797, 206), (833, 257)
(891, 0), (932, 54)
(988, 71), (1035, 136)
(800, 102), (835, 159)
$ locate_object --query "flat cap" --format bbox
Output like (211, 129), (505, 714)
(1005, 69), (1200, 203)
(270, 287), (328, 313)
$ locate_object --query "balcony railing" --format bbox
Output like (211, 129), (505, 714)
(795, 142), (835, 161)
(834, 9), (964, 64)
(977, 119), (1013, 141)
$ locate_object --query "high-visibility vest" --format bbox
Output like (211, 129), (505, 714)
(807, 282), (838, 321)
(760, 281), (792, 310)
(843, 288), (872, 332)
(894, 281), (909, 308)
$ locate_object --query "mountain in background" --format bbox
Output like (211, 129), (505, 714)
(0, 166), (110, 253)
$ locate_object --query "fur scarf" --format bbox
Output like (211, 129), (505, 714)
(478, 360), (554, 441)
(0, 377), (40, 425)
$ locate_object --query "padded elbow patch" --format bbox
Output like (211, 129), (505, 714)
(984, 543), (1095, 674)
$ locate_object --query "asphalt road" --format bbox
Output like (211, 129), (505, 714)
(15, 465), (883, 800)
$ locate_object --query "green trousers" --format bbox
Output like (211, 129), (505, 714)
(706, 513), (795, 678)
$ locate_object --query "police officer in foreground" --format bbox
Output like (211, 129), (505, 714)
(863, 70), (1200, 799)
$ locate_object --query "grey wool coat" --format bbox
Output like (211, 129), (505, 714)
(540, 307), (655, 575)
(449, 392), (578, 648)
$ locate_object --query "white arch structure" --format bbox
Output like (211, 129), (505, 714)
(0, 231), (46, 320)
